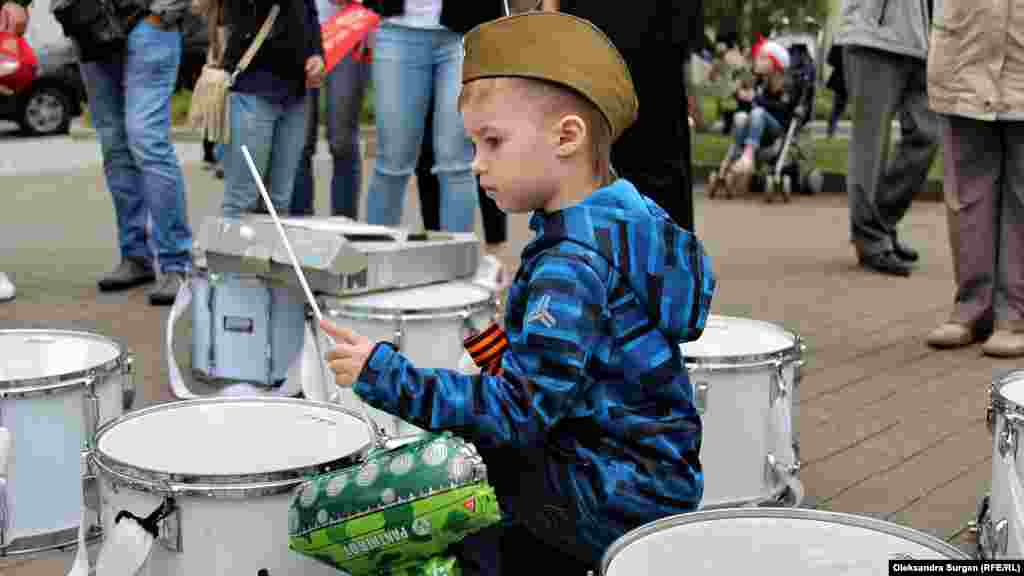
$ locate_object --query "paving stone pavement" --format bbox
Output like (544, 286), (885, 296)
(0, 135), (1005, 573)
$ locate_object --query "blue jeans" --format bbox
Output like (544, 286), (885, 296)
(222, 91), (306, 217)
(366, 23), (477, 232)
(733, 107), (784, 151)
(79, 21), (192, 273)
(292, 53), (369, 218)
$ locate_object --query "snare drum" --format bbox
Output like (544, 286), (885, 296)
(320, 281), (498, 438)
(680, 315), (804, 509)
(979, 369), (1024, 558)
(92, 397), (373, 576)
(0, 329), (131, 559)
(598, 508), (969, 575)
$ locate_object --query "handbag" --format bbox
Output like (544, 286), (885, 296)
(188, 4), (278, 145)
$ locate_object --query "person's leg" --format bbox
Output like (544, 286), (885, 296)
(268, 95), (307, 216)
(202, 136), (216, 165)
(876, 57), (940, 256)
(81, 56), (155, 285)
(479, 187), (507, 246)
(325, 52), (369, 219)
(928, 115), (998, 348)
(222, 92), (277, 217)
(291, 87), (320, 216)
(982, 121), (1024, 356)
(430, 29), (478, 233)
(365, 24), (432, 227)
(123, 19), (192, 284)
(843, 45), (910, 272)
(417, 97), (441, 230)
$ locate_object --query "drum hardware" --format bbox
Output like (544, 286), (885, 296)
(998, 413), (1024, 459)
(769, 361), (787, 407)
(693, 380), (709, 414)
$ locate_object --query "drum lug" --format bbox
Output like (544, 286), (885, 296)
(769, 363), (787, 407)
(992, 518), (1009, 558)
(694, 380), (709, 414)
(157, 499), (183, 553)
(988, 406), (997, 435)
(393, 317), (405, 351)
(123, 352), (136, 410)
(998, 415), (1024, 459)
(84, 377), (100, 447)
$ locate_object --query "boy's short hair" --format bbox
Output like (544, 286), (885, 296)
(460, 76), (614, 183)
(462, 12), (637, 143)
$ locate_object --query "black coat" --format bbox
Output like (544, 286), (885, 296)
(558, 0), (702, 52)
(362, 0), (504, 34)
(222, 0), (322, 86)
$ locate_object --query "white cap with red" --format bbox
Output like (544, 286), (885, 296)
(755, 40), (790, 72)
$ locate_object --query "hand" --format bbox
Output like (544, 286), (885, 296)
(305, 55), (325, 88)
(0, 2), (27, 36)
(320, 319), (376, 388)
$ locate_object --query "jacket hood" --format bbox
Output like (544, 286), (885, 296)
(526, 178), (716, 343)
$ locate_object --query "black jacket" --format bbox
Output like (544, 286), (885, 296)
(558, 0), (701, 52)
(363, 0), (503, 34)
(223, 0), (322, 93)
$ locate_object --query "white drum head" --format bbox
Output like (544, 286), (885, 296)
(604, 510), (966, 575)
(998, 372), (1024, 407)
(0, 330), (122, 383)
(97, 400), (371, 477)
(337, 281), (491, 312)
(681, 315), (795, 360)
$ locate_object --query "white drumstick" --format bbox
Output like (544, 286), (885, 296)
(240, 145), (325, 325)
(240, 145), (382, 447)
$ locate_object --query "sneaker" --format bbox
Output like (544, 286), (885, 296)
(926, 322), (975, 349)
(0, 272), (14, 301)
(148, 271), (188, 306)
(858, 251), (913, 277)
(98, 257), (156, 292)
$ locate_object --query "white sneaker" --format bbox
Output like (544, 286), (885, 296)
(0, 272), (15, 301)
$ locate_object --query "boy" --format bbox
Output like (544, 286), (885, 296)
(321, 11), (716, 573)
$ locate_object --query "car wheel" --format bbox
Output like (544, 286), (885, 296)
(21, 85), (72, 136)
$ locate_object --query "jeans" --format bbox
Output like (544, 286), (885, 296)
(79, 21), (192, 273)
(222, 91), (306, 217)
(366, 23), (477, 233)
(732, 106), (783, 150)
(292, 52), (369, 218)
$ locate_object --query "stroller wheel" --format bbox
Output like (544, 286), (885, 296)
(802, 169), (824, 196)
(781, 175), (793, 203)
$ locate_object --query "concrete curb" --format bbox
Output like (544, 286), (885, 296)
(68, 124), (943, 202)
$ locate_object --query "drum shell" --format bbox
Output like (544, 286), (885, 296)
(319, 282), (497, 438)
(0, 329), (129, 554)
(190, 270), (306, 386)
(96, 474), (339, 576)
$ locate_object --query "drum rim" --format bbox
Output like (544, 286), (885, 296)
(323, 282), (496, 320)
(600, 508), (969, 574)
(681, 315), (803, 368)
(0, 328), (129, 394)
(92, 397), (373, 495)
(991, 369), (1024, 417)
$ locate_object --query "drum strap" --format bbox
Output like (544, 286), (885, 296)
(114, 497), (178, 539)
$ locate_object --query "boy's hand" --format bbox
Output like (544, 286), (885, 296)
(320, 320), (375, 387)
(305, 55), (325, 88)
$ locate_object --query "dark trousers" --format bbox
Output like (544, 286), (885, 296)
(451, 522), (595, 576)
(417, 102), (507, 243)
(611, 44), (694, 232)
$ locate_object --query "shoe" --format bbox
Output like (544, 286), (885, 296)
(926, 322), (975, 349)
(892, 237), (919, 262)
(201, 160), (216, 171)
(982, 330), (1024, 358)
(215, 166), (225, 180)
(858, 251), (913, 277)
(148, 271), (187, 306)
(0, 272), (14, 302)
(98, 258), (155, 292)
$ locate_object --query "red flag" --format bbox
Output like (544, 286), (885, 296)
(463, 497), (476, 513)
(321, 3), (380, 74)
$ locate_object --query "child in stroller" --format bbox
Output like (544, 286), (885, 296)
(709, 39), (820, 202)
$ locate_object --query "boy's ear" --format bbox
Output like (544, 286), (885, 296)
(555, 114), (587, 158)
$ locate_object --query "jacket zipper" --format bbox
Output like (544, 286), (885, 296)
(878, 0), (891, 25)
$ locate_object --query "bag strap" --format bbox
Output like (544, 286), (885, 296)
(230, 4), (279, 84)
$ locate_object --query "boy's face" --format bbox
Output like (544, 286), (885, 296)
(753, 54), (779, 76)
(461, 80), (562, 214)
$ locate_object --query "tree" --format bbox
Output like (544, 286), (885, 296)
(704, 0), (830, 48)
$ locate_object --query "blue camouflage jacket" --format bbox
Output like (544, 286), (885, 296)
(353, 178), (716, 563)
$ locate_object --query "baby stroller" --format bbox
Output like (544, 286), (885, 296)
(754, 41), (824, 202)
(710, 40), (824, 202)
